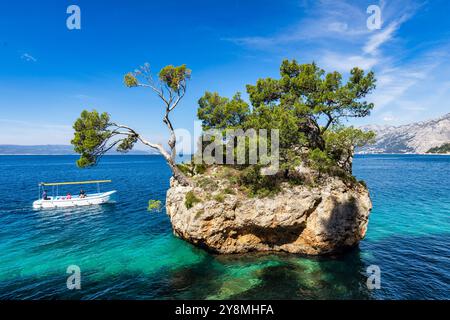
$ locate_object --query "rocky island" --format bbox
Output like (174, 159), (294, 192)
(72, 59), (376, 256)
(166, 167), (371, 255)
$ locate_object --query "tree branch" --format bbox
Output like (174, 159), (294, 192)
(322, 112), (334, 133)
(109, 122), (191, 186)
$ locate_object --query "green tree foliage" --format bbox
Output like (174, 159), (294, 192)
(124, 73), (138, 87)
(198, 59), (375, 149)
(242, 104), (308, 161)
(307, 148), (334, 176)
(158, 64), (191, 91)
(72, 110), (117, 167)
(238, 164), (280, 197)
(147, 199), (162, 212)
(197, 92), (250, 130)
(196, 59), (376, 187)
(246, 60), (376, 136)
(324, 126), (376, 173)
(185, 191), (201, 209)
(71, 109), (140, 168)
(72, 63), (192, 186)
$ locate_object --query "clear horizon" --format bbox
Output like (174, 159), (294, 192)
(1, 0), (449, 146)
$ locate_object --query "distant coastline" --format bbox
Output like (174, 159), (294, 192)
(355, 152), (450, 156)
(1, 144), (449, 156)
(0, 145), (156, 156)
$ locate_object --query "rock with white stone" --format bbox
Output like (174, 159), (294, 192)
(166, 173), (372, 255)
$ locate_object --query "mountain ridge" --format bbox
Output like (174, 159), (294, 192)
(358, 113), (450, 154)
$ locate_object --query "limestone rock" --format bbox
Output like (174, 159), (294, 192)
(166, 175), (372, 255)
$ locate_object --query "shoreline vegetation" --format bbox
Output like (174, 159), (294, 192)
(427, 143), (450, 154)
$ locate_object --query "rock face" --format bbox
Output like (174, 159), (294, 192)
(358, 113), (450, 154)
(166, 175), (372, 255)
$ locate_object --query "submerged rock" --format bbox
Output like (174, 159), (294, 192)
(166, 172), (372, 255)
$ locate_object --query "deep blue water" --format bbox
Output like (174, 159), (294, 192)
(0, 155), (449, 299)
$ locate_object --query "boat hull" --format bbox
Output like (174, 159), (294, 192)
(33, 191), (116, 209)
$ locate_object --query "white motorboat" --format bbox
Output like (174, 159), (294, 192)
(33, 180), (116, 209)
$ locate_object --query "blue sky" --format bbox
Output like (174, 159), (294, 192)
(0, 0), (449, 146)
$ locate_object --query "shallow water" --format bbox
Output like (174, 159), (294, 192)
(0, 155), (448, 299)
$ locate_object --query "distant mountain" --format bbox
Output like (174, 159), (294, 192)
(0, 145), (155, 155)
(358, 113), (450, 154)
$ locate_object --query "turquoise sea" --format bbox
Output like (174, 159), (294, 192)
(0, 155), (448, 299)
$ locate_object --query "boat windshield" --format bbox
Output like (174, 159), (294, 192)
(38, 180), (112, 200)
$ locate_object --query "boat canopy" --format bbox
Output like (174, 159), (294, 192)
(39, 180), (112, 186)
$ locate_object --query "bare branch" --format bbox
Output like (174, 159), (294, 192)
(110, 122), (172, 161)
(122, 63), (192, 186)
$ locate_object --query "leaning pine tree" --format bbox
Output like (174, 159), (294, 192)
(71, 63), (192, 186)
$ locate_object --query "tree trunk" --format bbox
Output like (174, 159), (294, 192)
(168, 161), (192, 186)
(136, 135), (192, 186)
(301, 117), (325, 151)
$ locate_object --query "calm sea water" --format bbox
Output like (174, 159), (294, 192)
(0, 155), (448, 299)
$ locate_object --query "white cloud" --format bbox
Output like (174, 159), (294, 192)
(20, 53), (37, 62)
(224, 0), (370, 49)
(370, 51), (442, 111)
(321, 53), (378, 72)
(366, 46), (450, 125)
(363, 7), (417, 56)
(363, 22), (398, 55)
(381, 112), (395, 122)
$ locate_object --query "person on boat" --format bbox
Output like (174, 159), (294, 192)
(42, 190), (49, 200)
(66, 193), (72, 200)
(79, 189), (86, 198)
